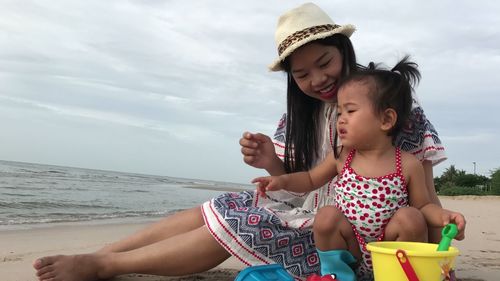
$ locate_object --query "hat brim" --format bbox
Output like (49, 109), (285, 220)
(268, 24), (356, 72)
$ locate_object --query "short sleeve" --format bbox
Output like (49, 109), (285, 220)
(272, 113), (287, 161)
(395, 98), (447, 166)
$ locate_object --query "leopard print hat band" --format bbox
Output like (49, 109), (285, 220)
(269, 3), (356, 72)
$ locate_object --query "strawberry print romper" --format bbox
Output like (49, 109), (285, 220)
(334, 148), (409, 279)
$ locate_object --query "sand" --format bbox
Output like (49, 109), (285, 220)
(1, 196), (499, 281)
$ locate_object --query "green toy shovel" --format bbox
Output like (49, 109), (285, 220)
(437, 223), (458, 251)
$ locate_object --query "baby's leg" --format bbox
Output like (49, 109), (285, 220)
(384, 207), (427, 242)
(313, 206), (358, 279)
(313, 205), (361, 258)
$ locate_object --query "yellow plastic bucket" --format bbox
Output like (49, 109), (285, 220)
(367, 241), (459, 281)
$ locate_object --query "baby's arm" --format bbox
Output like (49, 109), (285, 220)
(405, 153), (466, 240)
(252, 151), (339, 197)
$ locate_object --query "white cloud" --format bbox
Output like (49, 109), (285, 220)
(0, 0), (498, 182)
(442, 133), (495, 144)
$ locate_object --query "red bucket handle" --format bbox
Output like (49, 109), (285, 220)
(396, 249), (420, 281)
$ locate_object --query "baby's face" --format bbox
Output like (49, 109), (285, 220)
(336, 81), (381, 149)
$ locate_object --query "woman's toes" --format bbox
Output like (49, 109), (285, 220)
(34, 255), (59, 270)
(33, 257), (45, 269)
(38, 270), (56, 280)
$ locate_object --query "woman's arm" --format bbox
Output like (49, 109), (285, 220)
(406, 155), (434, 209)
(423, 160), (441, 206)
(422, 160), (445, 242)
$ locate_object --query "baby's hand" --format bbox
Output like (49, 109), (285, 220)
(442, 209), (466, 240)
(251, 176), (284, 198)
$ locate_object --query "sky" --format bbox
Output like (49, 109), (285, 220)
(1, 0), (499, 184)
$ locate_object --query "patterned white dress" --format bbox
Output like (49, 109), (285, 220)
(201, 97), (445, 280)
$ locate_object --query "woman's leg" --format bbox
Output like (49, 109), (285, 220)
(34, 225), (231, 281)
(384, 207), (427, 242)
(422, 160), (443, 243)
(99, 206), (204, 253)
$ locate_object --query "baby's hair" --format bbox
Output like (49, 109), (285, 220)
(333, 56), (420, 158)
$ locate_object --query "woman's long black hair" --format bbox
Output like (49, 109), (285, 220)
(280, 34), (358, 173)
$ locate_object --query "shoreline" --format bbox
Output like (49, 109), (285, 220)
(1, 196), (499, 280)
(181, 184), (250, 192)
(1, 195), (497, 232)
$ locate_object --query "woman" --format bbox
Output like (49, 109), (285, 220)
(33, 3), (446, 281)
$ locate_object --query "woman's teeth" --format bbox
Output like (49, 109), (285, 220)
(320, 84), (334, 94)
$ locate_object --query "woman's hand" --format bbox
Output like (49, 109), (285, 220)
(239, 132), (282, 173)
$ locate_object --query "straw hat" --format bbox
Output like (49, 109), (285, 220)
(269, 3), (356, 71)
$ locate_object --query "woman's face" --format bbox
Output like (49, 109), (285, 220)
(289, 42), (343, 103)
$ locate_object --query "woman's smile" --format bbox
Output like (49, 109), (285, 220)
(318, 83), (338, 100)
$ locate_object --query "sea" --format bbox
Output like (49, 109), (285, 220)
(0, 160), (252, 230)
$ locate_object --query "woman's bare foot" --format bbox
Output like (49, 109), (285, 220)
(33, 253), (108, 281)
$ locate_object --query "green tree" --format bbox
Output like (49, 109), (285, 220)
(433, 176), (443, 192)
(490, 168), (500, 195)
(435, 165), (464, 192)
(435, 165), (491, 195)
(440, 165), (466, 183)
(455, 173), (489, 188)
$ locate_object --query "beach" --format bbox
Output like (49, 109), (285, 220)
(1, 196), (499, 281)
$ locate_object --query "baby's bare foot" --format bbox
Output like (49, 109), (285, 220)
(33, 254), (107, 281)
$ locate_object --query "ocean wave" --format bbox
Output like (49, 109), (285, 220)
(0, 160), (229, 228)
(0, 210), (174, 225)
(1, 192), (35, 197)
(0, 201), (116, 210)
